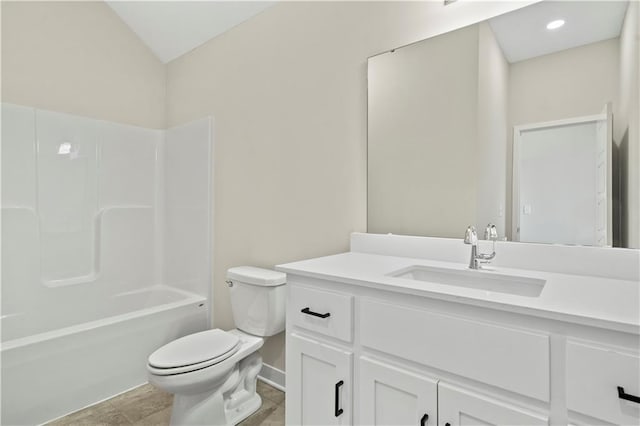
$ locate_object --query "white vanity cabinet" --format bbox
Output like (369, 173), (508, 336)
(358, 356), (548, 426)
(287, 332), (353, 425)
(286, 284), (355, 425)
(437, 383), (548, 426)
(565, 340), (640, 424)
(359, 298), (550, 402)
(359, 357), (438, 425)
(283, 275), (640, 426)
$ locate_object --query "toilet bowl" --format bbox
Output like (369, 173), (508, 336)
(147, 267), (286, 425)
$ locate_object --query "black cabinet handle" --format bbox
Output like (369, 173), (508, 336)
(301, 307), (330, 318)
(445, 423), (451, 426)
(420, 413), (428, 426)
(618, 386), (640, 404)
(334, 380), (344, 417)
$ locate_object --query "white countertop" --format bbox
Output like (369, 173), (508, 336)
(277, 251), (640, 335)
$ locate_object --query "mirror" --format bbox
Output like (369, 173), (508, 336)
(367, 0), (638, 248)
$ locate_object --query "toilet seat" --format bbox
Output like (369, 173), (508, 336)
(148, 329), (241, 376)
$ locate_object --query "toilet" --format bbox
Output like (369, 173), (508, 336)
(147, 266), (286, 425)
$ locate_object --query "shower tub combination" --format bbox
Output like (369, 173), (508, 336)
(1, 104), (213, 425)
(1, 288), (207, 425)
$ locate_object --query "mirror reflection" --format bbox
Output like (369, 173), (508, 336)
(367, 0), (638, 248)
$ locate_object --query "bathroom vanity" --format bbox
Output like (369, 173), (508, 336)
(277, 233), (640, 426)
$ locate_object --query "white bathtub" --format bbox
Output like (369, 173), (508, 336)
(1, 286), (208, 425)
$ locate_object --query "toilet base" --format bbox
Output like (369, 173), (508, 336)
(170, 392), (261, 426)
(225, 392), (261, 425)
(168, 350), (263, 425)
(224, 350), (263, 425)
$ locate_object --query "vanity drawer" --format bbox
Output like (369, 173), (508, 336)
(290, 285), (353, 342)
(566, 340), (640, 424)
(360, 298), (550, 401)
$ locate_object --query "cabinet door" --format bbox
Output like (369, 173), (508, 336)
(438, 383), (548, 426)
(359, 357), (437, 426)
(286, 333), (353, 425)
(566, 340), (640, 425)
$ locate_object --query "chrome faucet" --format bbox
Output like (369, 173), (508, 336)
(464, 224), (498, 269)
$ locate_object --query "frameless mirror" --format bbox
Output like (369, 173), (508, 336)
(367, 0), (638, 248)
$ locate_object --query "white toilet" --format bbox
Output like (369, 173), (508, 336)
(147, 266), (286, 425)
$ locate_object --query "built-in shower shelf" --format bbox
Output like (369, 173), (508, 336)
(1, 205), (37, 213)
(42, 272), (98, 288)
(95, 205), (153, 220)
(37, 206), (155, 287)
(98, 205), (153, 210)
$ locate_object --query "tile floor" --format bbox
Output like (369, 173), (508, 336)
(46, 380), (285, 426)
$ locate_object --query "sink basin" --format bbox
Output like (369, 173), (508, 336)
(389, 265), (546, 297)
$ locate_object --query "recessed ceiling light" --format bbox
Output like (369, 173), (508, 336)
(546, 19), (565, 30)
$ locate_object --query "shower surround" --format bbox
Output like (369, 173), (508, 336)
(1, 103), (212, 425)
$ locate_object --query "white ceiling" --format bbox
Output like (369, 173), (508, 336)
(108, 1), (629, 65)
(489, 1), (629, 63)
(106, 1), (276, 63)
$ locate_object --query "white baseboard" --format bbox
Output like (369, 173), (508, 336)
(258, 363), (285, 392)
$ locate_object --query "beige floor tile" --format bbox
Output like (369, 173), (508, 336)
(259, 402), (285, 426)
(117, 390), (173, 423)
(108, 384), (168, 406)
(238, 398), (279, 426)
(46, 381), (285, 426)
(86, 405), (134, 426)
(132, 406), (172, 426)
(256, 380), (285, 405)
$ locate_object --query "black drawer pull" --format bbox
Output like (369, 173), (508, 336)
(618, 386), (640, 404)
(301, 307), (330, 318)
(335, 380), (344, 417)
(420, 413), (429, 426)
(445, 423), (451, 426)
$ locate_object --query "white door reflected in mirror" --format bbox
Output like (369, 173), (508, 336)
(513, 103), (612, 247)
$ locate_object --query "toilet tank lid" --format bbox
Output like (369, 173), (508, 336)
(227, 266), (286, 286)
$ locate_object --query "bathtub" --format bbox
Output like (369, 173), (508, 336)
(1, 286), (208, 425)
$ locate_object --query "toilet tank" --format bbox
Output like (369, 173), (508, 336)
(226, 266), (286, 337)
